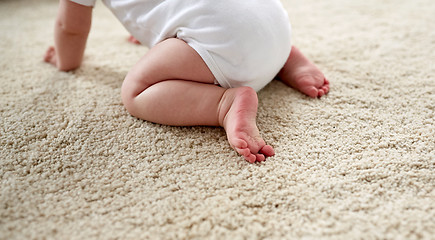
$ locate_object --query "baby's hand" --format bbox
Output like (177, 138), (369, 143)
(44, 46), (57, 67)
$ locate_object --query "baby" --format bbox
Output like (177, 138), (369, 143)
(44, 0), (329, 163)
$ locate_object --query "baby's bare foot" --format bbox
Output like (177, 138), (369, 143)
(218, 87), (275, 163)
(278, 46), (329, 98)
(127, 35), (141, 45)
(44, 46), (57, 67)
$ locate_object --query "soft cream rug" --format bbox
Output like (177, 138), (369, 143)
(1, 0), (434, 239)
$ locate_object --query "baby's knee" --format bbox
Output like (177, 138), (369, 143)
(121, 75), (150, 117)
(121, 82), (137, 117)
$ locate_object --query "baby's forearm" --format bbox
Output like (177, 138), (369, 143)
(54, 20), (90, 71)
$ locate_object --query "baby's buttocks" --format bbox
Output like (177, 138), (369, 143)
(103, 0), (291, 91)
(175, 0), (292, 91)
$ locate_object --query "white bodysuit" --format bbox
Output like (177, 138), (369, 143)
(71, 0), (292, 91)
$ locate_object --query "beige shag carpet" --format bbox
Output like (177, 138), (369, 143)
(1, 0), (434, 239)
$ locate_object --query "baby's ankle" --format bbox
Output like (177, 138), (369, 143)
(217, 88), (236, 128)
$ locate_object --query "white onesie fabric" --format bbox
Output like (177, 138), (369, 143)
(70, 0), (292, 91)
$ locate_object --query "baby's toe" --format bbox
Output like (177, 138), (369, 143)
(322, 85), (330, 94)
(231, 138), (248, 150)
(255, 154), (266, 162)
(236, 147), (251, 158)
(303, 86), (319, 98)
(236, 147), (261, 163)
(245, 154), (257, 163)
(318, 89), (325, 97)
(260, 145), (275, 157)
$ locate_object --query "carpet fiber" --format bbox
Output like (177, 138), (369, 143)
(1, 0), (434, 239)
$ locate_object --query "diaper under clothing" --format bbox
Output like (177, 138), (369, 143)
(71, 0), (292, 91)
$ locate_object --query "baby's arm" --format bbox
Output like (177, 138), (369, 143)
(44, 0), (92, 71)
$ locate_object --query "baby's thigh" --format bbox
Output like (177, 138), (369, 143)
(121, 38), (216, 99)
(129, 38), (215, 86)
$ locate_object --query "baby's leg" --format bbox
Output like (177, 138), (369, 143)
(278, 46), (330, 98)
(121, 38), (274, 163)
